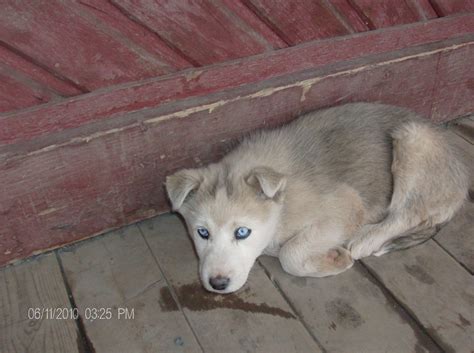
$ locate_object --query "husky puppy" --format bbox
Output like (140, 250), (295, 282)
(166, 103), (469, 293)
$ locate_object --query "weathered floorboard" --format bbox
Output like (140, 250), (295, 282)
(450, 116), (474, 145)
(434, 199), (474, 274)
(259, 257), (441, 353)
(59, 225), (202, 353)
(0, 253), (80, 353)
(362, 241), (474, 353)
(434, 130), (474, 272)
(139, 214), (323, 353)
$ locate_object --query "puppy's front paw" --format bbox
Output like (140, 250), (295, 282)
(348, 238), (374, 260)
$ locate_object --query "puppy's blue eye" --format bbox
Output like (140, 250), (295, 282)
(197, 227), (209, 239)
(235, 227), (251, 240)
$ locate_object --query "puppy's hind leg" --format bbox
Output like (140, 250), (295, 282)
(350, 122), (468, 260)
(279, 225), (354, 278)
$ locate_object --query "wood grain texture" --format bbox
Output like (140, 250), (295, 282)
(430, 43), (474, 123)
(413, 0), (439, 19)
(259, 257), (441, 353)
(2, 14), (472, 146)
(329, 0), (370, 32)
(1, 36), (473, 266)
(75, 0), (193, 70)
(429, 0), (474, 15)
(59, 225), (202, 353)
(362, 241), (474, 353)
(0, 253), (80, 353)
(0, 69), (57, 113)
(348, 0), (432, 29)
(244, 0), (350, 44)
(113, 0), (273, 65)
(219, 0), (287, 48)
(139, 214), (323, 353)
(0, 45), (82, 97)
(0, 0), (174, 91)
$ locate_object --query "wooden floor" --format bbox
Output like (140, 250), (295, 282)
(1, 119), (473, 353)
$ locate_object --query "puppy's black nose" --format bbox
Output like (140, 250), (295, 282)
(209, 276), (230, 291)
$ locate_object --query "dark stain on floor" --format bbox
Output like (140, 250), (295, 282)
(159, 286), (179, 311)
(290, 276), (307, 287)
(458, 313), (471, 328)
(161, 282), (295, 319)
(468, 189), (474, 203)
(404, 264), (435, 285)
(325, 298), (364, 329)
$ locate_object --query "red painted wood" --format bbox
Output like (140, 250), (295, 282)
(219, 0), (288, 48)
(1, 14), (472, 146)
(0, 46), (82, 97)
(429, 0), (474, 15)
(330, 0), (370, 32)
(112, 0), (274, 65)
(347, 0), (427, 29)
(76, 0), (192, 70)
(1, 35), (472, 266)
(0, 71), (56, 112)
(0, 0), (175, 91)
(414, 0), (438, 19)
(430, 44), (474, 122)
(244, 0), (350, 44)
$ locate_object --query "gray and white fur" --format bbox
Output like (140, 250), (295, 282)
(166, 103), (469, 293)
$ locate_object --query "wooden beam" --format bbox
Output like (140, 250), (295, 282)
(1, 24), (473, 266)
(1, 13), (472, 147)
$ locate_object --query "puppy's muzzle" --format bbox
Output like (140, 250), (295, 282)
(209, 275), (230, 291)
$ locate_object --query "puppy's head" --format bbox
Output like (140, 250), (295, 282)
(166, 164), (286, 293)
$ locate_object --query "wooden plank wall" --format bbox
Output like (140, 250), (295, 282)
(1, 17), (473, 266)
(1, 15), (472, 147)
(1, 0), (473, 113)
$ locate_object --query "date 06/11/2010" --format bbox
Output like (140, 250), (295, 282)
(28, 307), (135, 321)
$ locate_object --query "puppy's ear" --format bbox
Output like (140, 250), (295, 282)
(246, 167), (286, 200)
(165, 169), (202, 210)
